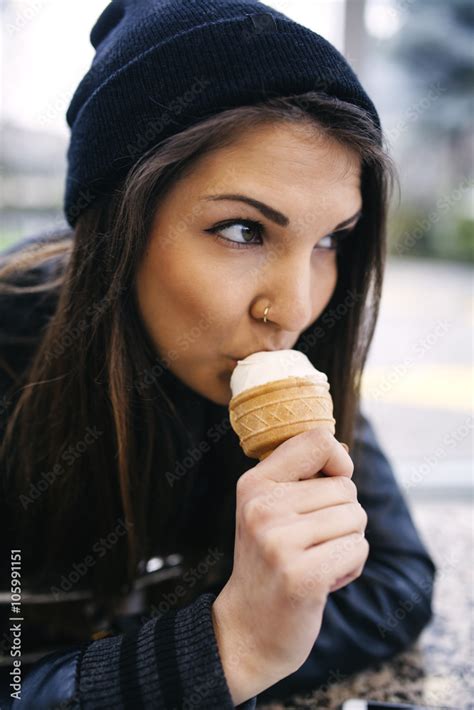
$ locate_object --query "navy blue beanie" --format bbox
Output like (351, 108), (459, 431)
(64, 0), (381, 228)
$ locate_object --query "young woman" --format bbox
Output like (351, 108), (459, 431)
(0, 1), (435, 708)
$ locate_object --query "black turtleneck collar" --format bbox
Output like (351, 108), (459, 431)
(158, 363), (228, 451)
(158, 363), (253, 553)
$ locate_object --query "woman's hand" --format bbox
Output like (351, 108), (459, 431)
(212, 427), (369, 703)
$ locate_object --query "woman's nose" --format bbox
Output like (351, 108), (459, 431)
(261, 255), (315, 333)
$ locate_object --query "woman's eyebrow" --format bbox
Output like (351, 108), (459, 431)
(203, 193), (289, 226)
(203, 193), (362, 231)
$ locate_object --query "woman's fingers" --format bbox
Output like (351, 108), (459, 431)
(262, 502), (368, 552)
(279, 475), (359, 515)
(286, 532), (370, 605)
(250, 428), (353, 485)
(298, 502), (368, 548)
(242, 475), (359, 521)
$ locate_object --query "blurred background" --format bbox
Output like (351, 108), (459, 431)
(1, 0), (473, 499)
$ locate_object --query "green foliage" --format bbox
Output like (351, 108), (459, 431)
(388, 209), (474, 263)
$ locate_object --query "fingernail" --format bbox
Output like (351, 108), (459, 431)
(340, 442), (350, 453)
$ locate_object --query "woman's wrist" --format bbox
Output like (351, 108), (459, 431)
(211, 589), (273, 705)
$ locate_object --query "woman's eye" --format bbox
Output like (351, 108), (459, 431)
(316, 235), (336, 250)
(205, 219), (265, 249)
(314, 229), (352, 252)
(205, 220), (353, 251)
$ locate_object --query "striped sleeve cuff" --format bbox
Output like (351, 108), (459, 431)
(78, 592), (256, 709)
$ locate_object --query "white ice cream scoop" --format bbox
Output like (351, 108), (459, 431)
(228, 349), (335, 460)
(230, 349), (328, 398)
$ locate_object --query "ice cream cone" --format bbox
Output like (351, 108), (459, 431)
(229, 375), (336, 461)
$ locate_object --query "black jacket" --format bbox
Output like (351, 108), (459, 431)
(0, 233), (436, 709)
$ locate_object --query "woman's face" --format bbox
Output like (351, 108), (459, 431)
(135, 122), (362, 405)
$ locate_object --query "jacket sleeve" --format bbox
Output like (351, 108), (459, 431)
(2, 592), (257, 709)
(258, 409), (437, 701)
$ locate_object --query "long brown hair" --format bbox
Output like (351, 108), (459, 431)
(0, 92), (396, 604)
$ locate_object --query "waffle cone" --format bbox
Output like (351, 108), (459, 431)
(229, 376), (335, 461)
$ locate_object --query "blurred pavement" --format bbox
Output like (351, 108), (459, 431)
(361, 257), (473, 499)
